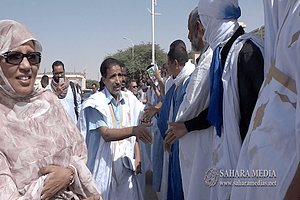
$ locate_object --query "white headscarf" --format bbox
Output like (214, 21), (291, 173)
(198, 0), (241, 50)
(0, 20), (42, 99)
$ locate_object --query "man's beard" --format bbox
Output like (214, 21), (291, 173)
(53, 77), (59, 83)
(191, 34), (200, 52)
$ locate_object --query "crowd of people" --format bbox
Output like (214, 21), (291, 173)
(0, 0), (299, 200)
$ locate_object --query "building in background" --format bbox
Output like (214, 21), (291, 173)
(35, 71), (86, 89)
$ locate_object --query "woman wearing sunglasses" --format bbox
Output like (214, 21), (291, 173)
(0, 20), (101, 200)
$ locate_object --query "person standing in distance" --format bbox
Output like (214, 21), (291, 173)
(46, 60), (80, 124)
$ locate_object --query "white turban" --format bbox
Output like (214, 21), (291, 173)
(198, 0), (241, 50)
(198, 0), (241, 20)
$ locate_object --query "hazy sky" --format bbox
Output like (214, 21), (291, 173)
(1, 0), (264, 80)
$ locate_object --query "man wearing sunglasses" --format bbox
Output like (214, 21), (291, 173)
(46, 60), (80, 124)
(127, 80), (138, 98)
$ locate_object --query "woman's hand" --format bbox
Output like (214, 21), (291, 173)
(83, 194), (103, 200)
(40, 165), (73, 200)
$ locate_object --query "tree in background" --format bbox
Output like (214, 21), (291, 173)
(86, 42), (194, 88)
(86, 80), (99, 89)
(106, 42), (167, 83)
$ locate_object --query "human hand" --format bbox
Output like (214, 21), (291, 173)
(164, 140), (171, 154)
(139, 98), (147, 104)
(83, 194), (103, 200)
(55, 82), (64, 96)
(142, 102), (157, 123)
(40, 165), (73, 200)
(133, 123), (153, 144)
(154, 69), (162, 82)
(147, 77), (154, 88)
(134, 140), (142, 175)
(165, 121), (188, 145)
(135, 159), (142, 175)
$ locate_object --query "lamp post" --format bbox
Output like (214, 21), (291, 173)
(123, 37), (134, 61)
(147, 0), (160, 64)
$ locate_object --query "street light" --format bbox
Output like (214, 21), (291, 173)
(123, 37), (134, 61)
(147, 0), (161, 64)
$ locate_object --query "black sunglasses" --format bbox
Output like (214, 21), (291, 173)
(2, 51), (41, 65)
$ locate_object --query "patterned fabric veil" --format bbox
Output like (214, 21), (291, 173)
(0, 20), (99, 199)
(0, 20), (42, 99)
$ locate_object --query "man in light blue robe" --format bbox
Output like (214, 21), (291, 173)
(78, 58), (153, 200)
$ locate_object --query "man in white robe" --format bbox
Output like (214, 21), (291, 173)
(78, 58), (153, 200)
(157, 40), (195, 200)
(231, 1), (300, 199)
(196, 0), (264, 199)
(46, 60), (81, 124)
(164, 7), (213, 200)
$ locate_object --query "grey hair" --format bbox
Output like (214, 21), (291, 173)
(189, 7), (200, 31)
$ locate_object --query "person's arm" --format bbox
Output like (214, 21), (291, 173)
(134, 139), (141, 175)
(139, 96), (148, 104)
(0, 152), (76, 200)
(0, 152), (22, 199)
(40, 165), (75, 200)
(149, 77), (161, 99)
(85, 106), (152, 144)
(183, 107), (212, 132)
(237, 40), (264, 142)
(141, 101), (162, 123)
(165, 121), (188, 145)
(98, 124), (153, 144)
(154, 69), (165, 97)
(152, 84), (161, 100)
(83, 195), (102, 200)
(164, 108), (212, 145)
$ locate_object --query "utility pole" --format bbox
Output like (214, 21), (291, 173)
(147, 0), (160, 65)
(123, 37), (134, 62)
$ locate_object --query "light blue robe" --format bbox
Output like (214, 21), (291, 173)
(78, 88), (145, 200)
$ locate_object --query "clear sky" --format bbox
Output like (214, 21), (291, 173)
(0, 0), (264, 81)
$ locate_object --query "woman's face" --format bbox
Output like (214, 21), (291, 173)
(0, 41), (40, 95)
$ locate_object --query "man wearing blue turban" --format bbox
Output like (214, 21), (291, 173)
(189, 0), (265, 199)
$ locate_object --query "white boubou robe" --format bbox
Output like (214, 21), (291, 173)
(175, 45), (214, 200)
(46, 84), (78, 124)
(78, 89), (145, 200)
(210, 33), (264, 200)
(231, 1), (300, 199)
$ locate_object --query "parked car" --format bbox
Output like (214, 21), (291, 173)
(82, 89), (92, 101)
